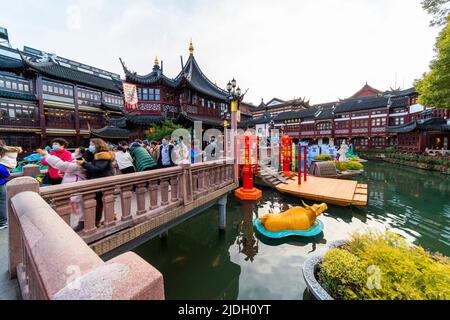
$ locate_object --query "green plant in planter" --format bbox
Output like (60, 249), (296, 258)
(318, 230), (450, 300)
(346, 161), (364, 170)
(318, 249), (367, 300)
(314, 154), (333, 161)
(333, 161), (363, 171)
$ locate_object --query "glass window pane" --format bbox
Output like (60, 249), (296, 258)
(6, 81), (11, 89)
(0, 80), (4, 87)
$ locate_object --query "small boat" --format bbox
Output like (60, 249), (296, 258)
(253, 218), (324, 238)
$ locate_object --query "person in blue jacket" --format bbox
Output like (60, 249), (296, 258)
(0, 141), (22, 230)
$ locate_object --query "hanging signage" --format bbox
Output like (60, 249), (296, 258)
(123, 83), (138, 110)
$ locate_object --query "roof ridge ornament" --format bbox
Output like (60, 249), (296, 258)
(189, 39), (194, 56)
(154, 56), (159, 66)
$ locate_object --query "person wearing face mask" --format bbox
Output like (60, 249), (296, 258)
(77, 139), (115, 228)
(41, 138), (73, 185)
(158, 137), (175, 168)
(36, 147), (87, 232)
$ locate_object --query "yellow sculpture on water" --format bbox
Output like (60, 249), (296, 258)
(259, 201), (328, 232)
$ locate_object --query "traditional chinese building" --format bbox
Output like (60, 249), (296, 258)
(257, 83), (449, 152)
(0, 28), (127, 153)
(115, 41), (230, 140)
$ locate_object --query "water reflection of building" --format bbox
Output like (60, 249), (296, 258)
(236, 201), (259, 262)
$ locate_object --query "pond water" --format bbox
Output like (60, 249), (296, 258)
(134, 161), (450, 300)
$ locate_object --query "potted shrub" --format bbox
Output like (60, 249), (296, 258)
(303, 230), (450, 300)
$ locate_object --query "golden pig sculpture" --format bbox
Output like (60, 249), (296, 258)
(259, 201), (328, 232)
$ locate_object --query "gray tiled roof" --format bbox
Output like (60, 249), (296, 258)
(21, 54), (122, 93)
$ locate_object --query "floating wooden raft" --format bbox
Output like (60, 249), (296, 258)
(276, 175), (368, 206)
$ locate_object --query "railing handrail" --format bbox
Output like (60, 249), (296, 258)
(40, 158), (233, 198)
(7, 180), (164, 300)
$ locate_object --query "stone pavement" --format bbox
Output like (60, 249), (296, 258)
(0, 228), (20, 300)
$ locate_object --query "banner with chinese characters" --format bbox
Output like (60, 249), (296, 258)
(123, 83), (138, 110)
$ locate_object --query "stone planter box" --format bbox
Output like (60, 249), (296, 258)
(302, 240), (346, 300)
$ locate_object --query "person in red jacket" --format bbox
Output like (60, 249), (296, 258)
(41, 138), (73, 185)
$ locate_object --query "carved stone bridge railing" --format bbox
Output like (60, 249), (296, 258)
(37, 159), (237, 256)
(7, 179), (164, 300)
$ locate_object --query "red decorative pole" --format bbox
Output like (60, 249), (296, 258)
(235, 130), (262, 201)
(281, 134), (294, 178)
(303, 146), (307, 182)
(298, 144), (302, 185)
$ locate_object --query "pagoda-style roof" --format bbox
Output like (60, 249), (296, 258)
(250, 113), (274, 125)
(349, 83), (383, 99)
(120, 42), (229, 101)
(91, 125), (130, 139)
(100, 102), (124, 113)
(388, 118), (449, 133)
(334, 96), (389, 113)
(389, 96), (409, 108)
(176, 112), (225, 127)
(385, 87), (416, 97)
(174, 54), (228, 100)
(20, 53), (122, 93)
(109, 113), (167, 128)
(119, 58), (177, 87)
(253, 97), (310, 112)
(315, 105), (335, 120)
(0, 55), (23, 71)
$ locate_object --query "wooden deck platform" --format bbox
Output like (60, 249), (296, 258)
(276, 175), (368, 206)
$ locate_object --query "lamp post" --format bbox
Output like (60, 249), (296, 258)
(227, 78), (243, 181)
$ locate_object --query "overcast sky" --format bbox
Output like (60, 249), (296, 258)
(0, 0), (441, 104)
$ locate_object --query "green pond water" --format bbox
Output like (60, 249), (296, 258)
(134, 161), (450, 300)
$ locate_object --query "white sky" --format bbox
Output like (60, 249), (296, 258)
(0, 0), (441, 105)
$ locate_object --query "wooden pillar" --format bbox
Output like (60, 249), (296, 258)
(73, 85), (81, 146)
(36, 76), (46, 143)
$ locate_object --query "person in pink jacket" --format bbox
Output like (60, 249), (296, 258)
(37, 147), (86, 232)
(41, 138), (73, 185)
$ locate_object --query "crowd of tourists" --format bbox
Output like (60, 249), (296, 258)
(0, 135), (219, 233)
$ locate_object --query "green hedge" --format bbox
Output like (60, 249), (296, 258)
(334, 161), (364, 171)
(318, 230), (450, 300)
(314, 154), (333, 161)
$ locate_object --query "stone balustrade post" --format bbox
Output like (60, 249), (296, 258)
(102, 189), (116, 227)
(120, 186), (133, 222)
(160, 179), (169, 206)
(192, 173), (198, 196)
(6, 177), (39, 279)
(22, 164), (41, 178)
(179, 163), (193, 205)
(135, 183), (147, 215)
(52, 198), (72, 225)
(197, 170), (204, 192)
(148, 181), (159, 210)
(170, 176), (179, 202)
(83, 193), (97, 236)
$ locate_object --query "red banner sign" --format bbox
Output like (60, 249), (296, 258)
(123, 83), (138, 110)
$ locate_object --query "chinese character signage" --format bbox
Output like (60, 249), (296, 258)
(123, 83), (138, 110)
